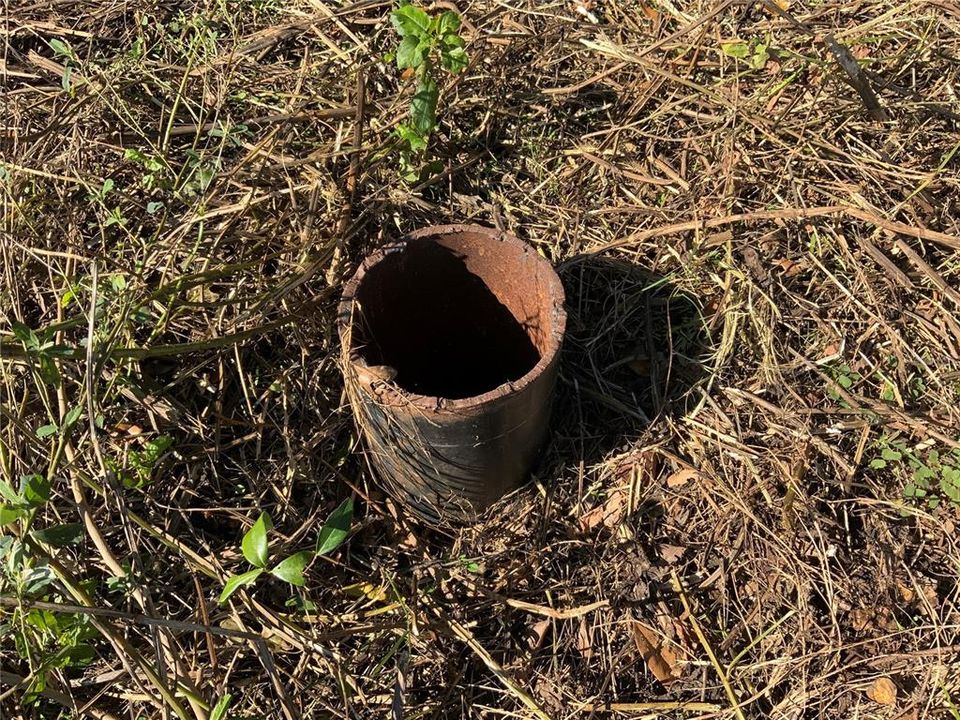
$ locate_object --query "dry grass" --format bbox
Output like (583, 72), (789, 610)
(2, 0), (960, 717)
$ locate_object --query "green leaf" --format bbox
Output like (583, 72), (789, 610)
(38, 355), (61, 388)
(881, 447), (902, 461)
(721, 41), (750, 59)
(410, 75), (438, 135)
(25, 609), (58, 633)
(943, 481), (960, 503)
(197, 165), (216, 191)
(285, 595), (317, 612)
(750, 43), (769, 70)
(396, 35), (424, 69)
(32, 523), (84, 547)
(63, 405), (83, 431)
(391, 5), (432, 38)
(219, 567), (264, 603)
(242, 512), (272, 568)
(316, 498), (354, 556)
(396, 123), (428, 152)
(22, 566), (54, 595)
(440, 45), (468, 73)
(36, 423), (58, 439)
(399, 149), (420, 182)
(869, 458), (886, 470)
(110, 273), (127, 293)
(20, 474), (51, 507)
(210, 694), (233, 720)
(913, 466), (935, 485)
(0, 506), (25, 526)
(437, 10), (461, 35)
(0, 535), (15, 557)
(270, 551), (311, 586)
(54, 644), (95, 668)
(11, 321), (40, 351)
(60, 287), (77, 308)
(0, 478), (20, 505)
(130, 435), (173, 483)
(48, 38), (75, 60)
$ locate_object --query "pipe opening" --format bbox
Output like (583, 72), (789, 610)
(349, 230), (558, 400)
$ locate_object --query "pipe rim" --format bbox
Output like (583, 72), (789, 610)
(338, 224), (567, 413)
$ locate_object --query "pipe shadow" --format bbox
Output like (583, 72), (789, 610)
(543, 254), (713, 473)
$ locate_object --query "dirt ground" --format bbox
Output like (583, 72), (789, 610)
(2, 0), (960, 718)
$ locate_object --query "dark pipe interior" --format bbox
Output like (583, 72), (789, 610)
(353, 241), (541, 399)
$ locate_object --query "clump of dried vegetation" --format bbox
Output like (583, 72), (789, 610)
(2, 0), (960, 717)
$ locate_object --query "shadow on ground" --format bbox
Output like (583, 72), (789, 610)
(544, 253), (713, 478)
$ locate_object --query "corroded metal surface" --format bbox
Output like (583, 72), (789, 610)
(338, 225), (566, 524)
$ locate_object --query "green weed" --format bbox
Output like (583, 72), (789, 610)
(388, 3), (468, 181)
(103, 434), (174, 490)
(219, 498), (354, 604)
(721, 38), (772, 70)
(826, 362), (861, 405)
(871, 436), (960, 510)
(0, 479), (96, 708)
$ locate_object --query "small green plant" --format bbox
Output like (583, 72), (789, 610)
(88, 178), (114, 202)
(48, 38), (78, 93)
(219, 498), (354, 603)
(721, 38), (771, 70)
(389, 2), (468, 181)
(180, 148), (221, 197)
(5, 602), (98, 704)
(35, 406), (83, 441)
(0, 474), (51, 527)
(124, 145), (220, 202)
(455, 554), (481, 573)
(1, 596), (98, 706)
(124, 148), (171, 190)
(825, 362), (861, 406)
(870, 437), (960, 510)
(1, 479), (95, 708)
(10, 321), (73, 389)
(129, 435), (173, 484)
(105, 434), (174, 489)
(209, 121), (251, 148)
(0, 473), (84, 544)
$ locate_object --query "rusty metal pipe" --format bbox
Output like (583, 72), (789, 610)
(338, 225), (567, 525)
